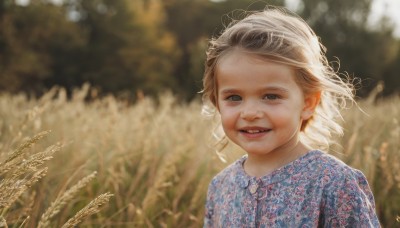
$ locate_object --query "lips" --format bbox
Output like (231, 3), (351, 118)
(239, 127), (271, 134)
(238, 128), (270, 139)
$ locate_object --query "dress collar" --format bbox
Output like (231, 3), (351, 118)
(234, 150), (323, 188)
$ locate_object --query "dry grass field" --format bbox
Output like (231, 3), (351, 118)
(0, 84), (399, 227)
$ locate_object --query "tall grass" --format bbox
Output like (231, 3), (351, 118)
(0, 85), (399, 227)
(0, 129), (113, 227)
(336, 94), (400, 226)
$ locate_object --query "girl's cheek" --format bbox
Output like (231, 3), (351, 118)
(220, 106), (234, 116)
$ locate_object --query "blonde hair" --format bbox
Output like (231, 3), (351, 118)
(202, 7), (355, 150)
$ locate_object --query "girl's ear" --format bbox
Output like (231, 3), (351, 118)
(301, 91), (321, 120)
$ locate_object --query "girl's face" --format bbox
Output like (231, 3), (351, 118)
(216, 50), (316, 159)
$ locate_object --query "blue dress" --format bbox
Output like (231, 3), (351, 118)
(204, 150), (380, 227)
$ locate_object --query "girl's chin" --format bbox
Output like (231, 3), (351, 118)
(241, 148), (275, 156)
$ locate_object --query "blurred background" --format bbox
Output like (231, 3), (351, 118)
(1, 0), (400, 227)
(1, 0), (399, 101)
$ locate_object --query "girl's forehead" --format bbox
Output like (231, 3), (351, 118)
(216, 52), (300, 89)
(218, 49), (292, 68)
(219, 48), (262, 62)
(217, 50), (294, 76)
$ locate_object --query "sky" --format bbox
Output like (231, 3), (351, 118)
(369, 0), (400, 37)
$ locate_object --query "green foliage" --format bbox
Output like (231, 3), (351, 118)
(0, 0), (399, 99)
(381, 46), (400, 96)
(299, 0), (399, 97)
(0, 1), (85, 93)
(67, 0), (180, 95)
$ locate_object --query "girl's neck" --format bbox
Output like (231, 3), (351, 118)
(243, 142), (310, 178)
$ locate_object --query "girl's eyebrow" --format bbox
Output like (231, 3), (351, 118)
(220, 86), (289, 94)
(261, 86), (290, 93)
(219, 89), (239, 94)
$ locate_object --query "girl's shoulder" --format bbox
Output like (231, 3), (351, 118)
(310, 151), (374, 203)
(208, 156), (246, 188)
(312, 151), (367, 183)
(312, 152), (380, 226)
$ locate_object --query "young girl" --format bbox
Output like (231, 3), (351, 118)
(202, 8), (380, 227)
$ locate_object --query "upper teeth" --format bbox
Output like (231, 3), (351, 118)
(247, 130), (262, 133)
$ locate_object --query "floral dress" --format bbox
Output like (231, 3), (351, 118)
(204, 150), (380, 228)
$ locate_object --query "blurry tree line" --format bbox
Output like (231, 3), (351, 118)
(0, 0), (399, 101)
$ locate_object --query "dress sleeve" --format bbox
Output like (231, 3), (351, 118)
(203, 179), (217, 228)
(322, 169), (381, 227)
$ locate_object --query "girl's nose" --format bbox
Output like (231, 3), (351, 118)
(240, 107), (263, 120)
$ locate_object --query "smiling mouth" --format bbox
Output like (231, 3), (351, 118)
(240, 129), (270, 134)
